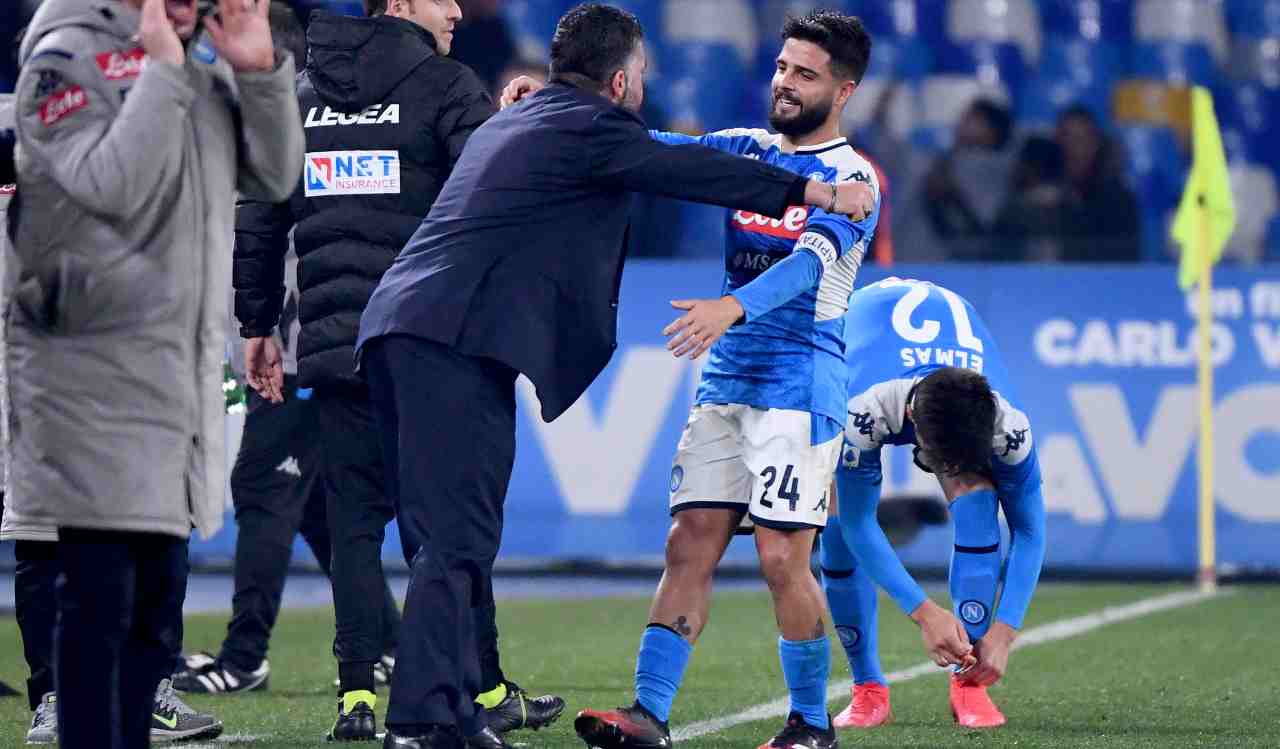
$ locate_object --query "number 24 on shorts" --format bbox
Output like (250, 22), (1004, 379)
(759, 465), (801, 511)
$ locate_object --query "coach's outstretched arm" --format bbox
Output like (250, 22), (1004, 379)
(590, 108), (875, 221)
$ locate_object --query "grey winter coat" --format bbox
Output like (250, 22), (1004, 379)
(5, 0), (304, 540)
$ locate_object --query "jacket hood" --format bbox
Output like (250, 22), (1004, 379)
(19, 0), (139, 64)
(306, 12), (439, 112)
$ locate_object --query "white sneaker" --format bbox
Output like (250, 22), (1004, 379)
(25, 692), (57, 745)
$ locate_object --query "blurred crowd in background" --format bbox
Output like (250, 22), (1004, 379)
(4, 0), (1279, 265)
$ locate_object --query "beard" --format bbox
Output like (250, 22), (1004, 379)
(768, 90), (834, 138)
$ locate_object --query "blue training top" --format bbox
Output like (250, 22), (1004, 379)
(651, 129), (881, 431)
(838, 277), (1046, 629)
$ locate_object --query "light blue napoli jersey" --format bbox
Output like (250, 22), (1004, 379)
(841, 277), (1038, 501)
(651, 128), (881, 427)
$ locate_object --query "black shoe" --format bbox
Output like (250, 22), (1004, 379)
(173, 652), (269, 694)
(485, 681), (566, 733)
(383, 727), (464, 749)
(760, 712), (837, 749)
(328, 690), (378, 742)
(574, 702), (672, 749)
(465, 726), (513, 749)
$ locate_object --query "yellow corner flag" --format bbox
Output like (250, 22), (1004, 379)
(1172, 87), (1236, 290)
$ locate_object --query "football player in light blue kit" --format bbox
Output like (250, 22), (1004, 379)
(820, 278), (1046, 731)
(567, 11), (880, 749)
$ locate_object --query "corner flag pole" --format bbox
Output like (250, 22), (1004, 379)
(1196, 195), (1217, 593)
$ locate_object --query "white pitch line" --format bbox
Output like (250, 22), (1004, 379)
(673, 587), (1229, 742)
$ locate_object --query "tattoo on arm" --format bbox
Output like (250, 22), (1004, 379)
(673, 616), (693, 638)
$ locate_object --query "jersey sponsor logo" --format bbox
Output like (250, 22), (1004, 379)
(304, 150), (401, 197)
(96, 48), (146, 80)
(731, 204), (809, 239)
(38, 86), (88, 126)
(959, 600), (987, 625)
(304, 104), (401, 128)
(731, 251), (781, 272)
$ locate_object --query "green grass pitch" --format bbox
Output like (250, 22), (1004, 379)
(1, 583), (1277, 747)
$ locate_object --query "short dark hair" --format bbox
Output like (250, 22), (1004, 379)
(780, 10), (872, 83)
(268, 1), (305, 67)
(911, 367), (997, 476)
(969, 98), (1013, 150)
(549, 3), (643, 87)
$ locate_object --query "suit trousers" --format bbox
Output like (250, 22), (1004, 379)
(222, 382), (400, 673)
(363, 335), (516, 737)
(55, 528), (187, 749)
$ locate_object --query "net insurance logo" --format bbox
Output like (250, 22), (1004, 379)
(304, 150), (401, 197)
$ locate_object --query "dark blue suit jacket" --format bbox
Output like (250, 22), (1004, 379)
(357, 82), (809, 421)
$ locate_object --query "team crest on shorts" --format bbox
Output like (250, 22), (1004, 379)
(959, 600), (987, 625)
(670, 465), (684, 493)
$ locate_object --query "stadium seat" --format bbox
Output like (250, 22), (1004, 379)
(933, 41), (1027, 94)
(503, 0), (574, 60)
(1039, 37), (1124, 89)
(1116, 124), (1188, 261)
(1216, 83), (1280, 171)
(918, 74), (1009, 128)
(1134, 0), (1228, 63)
(1229, 37), (1280, 89)
(1226, 162), (1279, 263)
(1017, 74), (1110, 131)
(663, 0), (759, 65)
(1224, 0), (1280, 39)
(663, 42), (750, 132)
(1112, 79), (1193, 140)
(1129, 41), (1220, 86)
(946, 0), (1041, 66)
(867, 36), (934, 80)
(1040, 0), (1133, 42)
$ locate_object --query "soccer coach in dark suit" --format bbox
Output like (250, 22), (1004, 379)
(356, 4), (876, 747)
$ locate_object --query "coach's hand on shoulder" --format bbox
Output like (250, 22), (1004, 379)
(244, 336), (285, 404)
(138, 0), (185, 67)
(964, 621), (1016, 687)
(205, 0), (276, 73)
(910, 599), (975, 669)
(500, 75), (545, 109)
(663, 296), (745, 360)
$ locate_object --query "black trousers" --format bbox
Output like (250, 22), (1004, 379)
(364, 336), (515, 736)
(55, 528), (188, 749)
(222, 383), (399, 672)
(14, 539), (58, 710)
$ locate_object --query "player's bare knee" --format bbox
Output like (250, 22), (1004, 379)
(755, 532), (807, 592)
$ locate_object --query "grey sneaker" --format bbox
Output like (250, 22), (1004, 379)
(151, 678), (224, 743)
(25, 692), (57, 745)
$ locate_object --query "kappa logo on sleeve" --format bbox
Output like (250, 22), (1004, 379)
(304, 151), (401, 197)
(96, 48), (146, 81)
(38, 86), (88, 126)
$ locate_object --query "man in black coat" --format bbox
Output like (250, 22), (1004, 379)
(356, 5), (875, 748)
(233, 0), (560, 744)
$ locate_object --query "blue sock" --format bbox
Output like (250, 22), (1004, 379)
(778, 636), (831, 729)
(820, 523), (885, 686)
(949, 489), (1002, 642)
(634, 625), (692, 724)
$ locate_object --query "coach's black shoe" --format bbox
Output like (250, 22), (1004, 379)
(484, 681), (566, 733)
(328, 690), (378, 742)
(383, 726), (464, 749)
(574, 702), (672, 749)
(758, 712), (837, 749)
(465, 726), (514, 749)
(173, 652), (270, 694)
